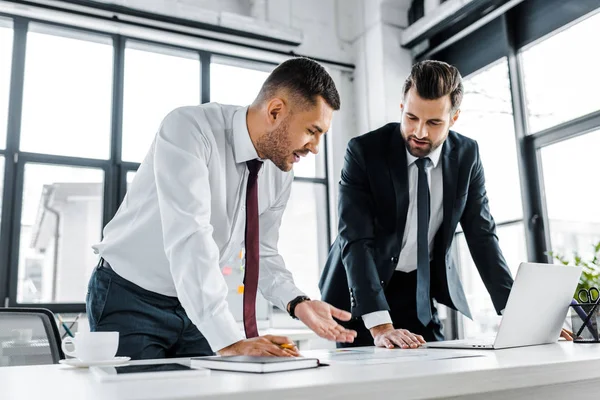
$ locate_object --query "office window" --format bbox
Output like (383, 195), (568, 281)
(451, 59), (527, 338)
(452, 58), (523, 223)
(521, 11), (600, 133)
(122, 42), (200, 163)
(279, 182), (329, 300)
(0, 156), (4, 224)
(456, 223), (526, 338)
(126, 170), (136, 191)
(210, 60), (270, 106)
(540, 130), (600, 258)
(20, 24), (113, 159)
(0, 19), (12, 150)
(17, 164), (104, 303)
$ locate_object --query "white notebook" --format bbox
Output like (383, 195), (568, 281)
(190, 356), (320, 373)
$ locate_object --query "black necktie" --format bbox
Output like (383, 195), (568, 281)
(243, 159), (263, 338)
(415, 157), (432, 327)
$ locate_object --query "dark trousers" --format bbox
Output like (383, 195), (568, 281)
(338, 270), (444, 348)
(86, 264), (213, 360)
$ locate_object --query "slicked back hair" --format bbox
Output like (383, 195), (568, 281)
(402, 60), (463, 112)
(256, 57), (340, 111)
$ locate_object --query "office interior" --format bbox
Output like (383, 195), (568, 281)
(0, 0), (599, 388)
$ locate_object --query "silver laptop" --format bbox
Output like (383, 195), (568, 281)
(425, 262), (582, 350)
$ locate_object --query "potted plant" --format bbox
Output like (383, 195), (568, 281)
(548, 241), (600, 293)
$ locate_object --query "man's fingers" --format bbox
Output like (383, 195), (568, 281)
(316, 328), (337, 341)
(397, 330), (424, 348)
(329, 305), (352, 321)
(382, 337), (395, 349)
(332, 332), (352, 343)
(402, 332), (421, 348)
(560, 329), (574, 341)
(282, 348), (300, 357)
(263, 335), (294, 345)
(387, 333), (409, 349)
(265, 343), (294, 357)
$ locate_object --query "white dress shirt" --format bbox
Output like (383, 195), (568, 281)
(362, 144), (444, 329)
(92, 103), (305, 351)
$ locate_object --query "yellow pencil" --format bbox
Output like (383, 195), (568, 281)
(280, 343), (295, 349)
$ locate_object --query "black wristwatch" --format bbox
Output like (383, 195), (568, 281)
(288, 296), (311, 320)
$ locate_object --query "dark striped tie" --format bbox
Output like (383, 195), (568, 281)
(415, 157), (432, 327)
(243, 159), (263, 338)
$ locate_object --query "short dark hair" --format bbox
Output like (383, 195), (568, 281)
(257, 57), (341, 111)
(402, 60), (463, 112)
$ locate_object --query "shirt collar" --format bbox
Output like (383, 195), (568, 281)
(405, 142), (443, 168)
(232, 106), (260, 164)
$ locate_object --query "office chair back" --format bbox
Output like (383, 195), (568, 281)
(0, 308), (64, 366)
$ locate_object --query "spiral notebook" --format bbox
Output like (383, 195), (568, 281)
(190, 356), (320, 373)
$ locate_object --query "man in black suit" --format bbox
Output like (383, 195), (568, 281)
(319, 60), (515, 348)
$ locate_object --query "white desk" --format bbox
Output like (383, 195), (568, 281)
(3, 343), (600, 400)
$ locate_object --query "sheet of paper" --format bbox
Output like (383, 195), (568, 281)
(303, 348), (485, 365)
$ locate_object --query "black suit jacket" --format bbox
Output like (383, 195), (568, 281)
(319, 123), (514, 319)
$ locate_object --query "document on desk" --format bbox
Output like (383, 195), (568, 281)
(305, 348), (485, 365)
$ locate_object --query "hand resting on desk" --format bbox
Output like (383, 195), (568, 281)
(370, 324), (427, 349)
(217, 335), (300, 357)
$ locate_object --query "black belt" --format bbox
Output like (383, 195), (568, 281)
(99, 258), (113, 270)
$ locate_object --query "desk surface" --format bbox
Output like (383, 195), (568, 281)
(3, 343), (600, 400)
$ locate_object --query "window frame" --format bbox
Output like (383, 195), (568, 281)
(419, 2), (600, 338)
(0, 15), (333, 313)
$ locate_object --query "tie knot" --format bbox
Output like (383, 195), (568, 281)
(247, 159), (263, 176)
(415, 157), (430, 171)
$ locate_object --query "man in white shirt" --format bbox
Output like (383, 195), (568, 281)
(87, 57), (357, 359)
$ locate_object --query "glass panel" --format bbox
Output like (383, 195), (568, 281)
(210, 61), (325, 178)
(126, 170), (136, 191)
(20, 24), (113, 159)
(293, 147), (326, 179)
(0, 20), (13, 150)
(17, 164), (104, 303)
(210, 62), (270, 106)
(521, 11), (600, 133)
(122, 42), (200, 163)
(0, 156), (4, 225)
(540, 130), (600, 261)
(278, 182), (329, 300)
(452, 58), (523, 224)
(456, 222), (527, 339)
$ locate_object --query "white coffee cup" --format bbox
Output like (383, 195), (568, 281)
(61, 331), (119, 362)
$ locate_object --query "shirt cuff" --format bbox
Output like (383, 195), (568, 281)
(362, 311), (393, 330)
(195, 309), (245, 352)
(268, 280), (306, 313)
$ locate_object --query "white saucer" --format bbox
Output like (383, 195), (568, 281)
(59, 356), (131, 368)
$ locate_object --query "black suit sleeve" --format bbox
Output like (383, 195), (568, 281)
(338, 139), (390, 317)
(460, 143), (514, 314)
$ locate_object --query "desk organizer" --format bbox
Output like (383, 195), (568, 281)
(570, 302), (600, 343)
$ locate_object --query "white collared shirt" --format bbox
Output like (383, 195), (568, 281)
(362, 144), (444, 329)
(92, 103), (305, 351)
